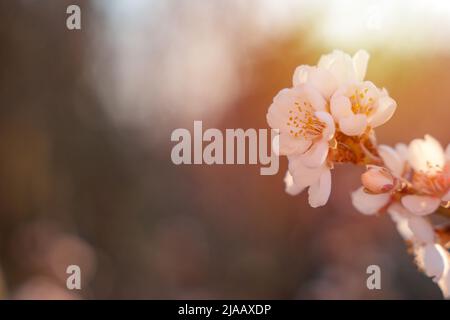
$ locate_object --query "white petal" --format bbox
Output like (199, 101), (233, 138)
(292, 65), (311, 87)
(273, 87), (293, 103)
(388, 203), (414, 241)
(408, 135), (445, 174)
(369, 95), (397, 128)
(358, 81), (379, 107)
(378, 144), (404, 177)
(318, 50), (355, 85)
(330, 94), (352, 121)
(351, 186), (390, 215)
(266, 89), (293, 129)
(407, 216), (435, 244)
(421, 244), (449, 281)
(284, 171), (305, 196)
(317, 51), (334, 69)
(352, 50), (369, 82)
(298, 84), (327, 112)
(339, 114), (368, 136)
(300, 139), (329, 168)
(395, 143), (409, 163)
(315, 111), (335, 140)
(401, 195), (441, 216)
(308, 168), (332, 208)
(445, 144), (450, 161)
(276, 132), (312, 156)
(307, 67), (338, 99)
(288, 155), (324, 190)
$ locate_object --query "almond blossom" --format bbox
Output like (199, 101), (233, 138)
(351, 138), (450, 297)
(269, 49), (450, 298)
(269, 50), (397, 208)
(401, 135), (450, 215)
(267, 84), (335, 166)
(389, 203), (450, 298)
(330, 82), (397, 136)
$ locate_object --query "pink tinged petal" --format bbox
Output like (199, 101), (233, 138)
(339, 114), (368, 136)
(407, 216), (435, 244)
(378, 144), (404, 177)
(421, 244), (449, 281)
(401, 195), (441, 216)
(361, 165), (394, 193)
(352, 50), (369, 82)
(276, 132), (312, 156)
(351, 186), (390, 215)
(330, 94), (352, 121)
(369, 95), (397, 128)
(307, 67), (338, 99)
(315, 111), (335, 140)
(288, 156), (324, 190)
(308, 168), (331, 208)
(446, 144), (450, 160)
(284, 171), (305, 196)
(300, 140), (329, 168)
(292, 65), (311, 87)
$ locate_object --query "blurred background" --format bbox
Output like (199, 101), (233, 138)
(0, 0), (449, 299)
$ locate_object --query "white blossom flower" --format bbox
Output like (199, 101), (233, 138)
(270, 49), (450, 298)
(330, 82), (397, 136)
(267, 85), (335, 167)
(389, 202), (450, 298)
(401, 135), (450, 215)
(292, 50), (369, 100)
(285, 156), (331, 208)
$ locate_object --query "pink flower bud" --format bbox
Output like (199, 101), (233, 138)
(361, 165), (395, 194)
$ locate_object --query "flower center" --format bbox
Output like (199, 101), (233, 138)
(349, 87), (374, 115)
(287, 100), (325, 139)
(412, 163), (450, 197)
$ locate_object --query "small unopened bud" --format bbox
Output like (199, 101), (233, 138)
(361, 165), (395, 194)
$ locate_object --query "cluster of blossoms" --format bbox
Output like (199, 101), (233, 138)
(267, 50), (450, 298)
